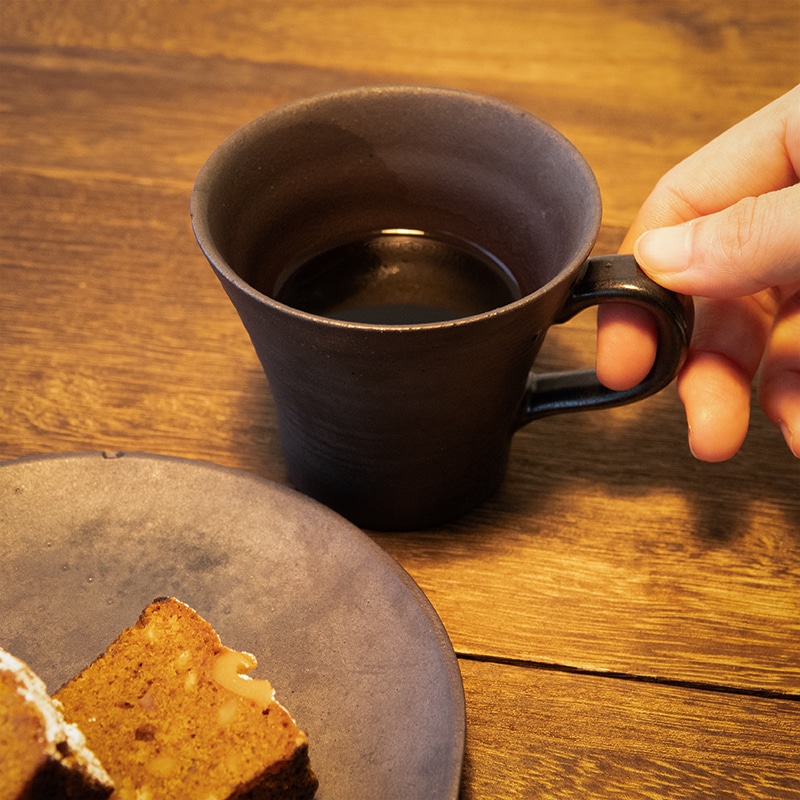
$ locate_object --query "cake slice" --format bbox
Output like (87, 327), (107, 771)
(54, 597), (317, 800)
(0, 647), (114, 800)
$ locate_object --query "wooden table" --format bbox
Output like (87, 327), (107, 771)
(2, 2), (799, 797)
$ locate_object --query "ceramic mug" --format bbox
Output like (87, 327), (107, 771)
(191, 86), (693, 530)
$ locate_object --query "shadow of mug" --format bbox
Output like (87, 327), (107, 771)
(192, 86), (693, 531)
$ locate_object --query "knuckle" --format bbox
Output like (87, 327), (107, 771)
(716, 196), (763, 266)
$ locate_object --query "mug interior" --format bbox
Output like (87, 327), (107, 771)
(193, 86), (601, 306)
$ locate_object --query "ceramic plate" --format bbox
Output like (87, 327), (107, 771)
(0, 452), (465, 799)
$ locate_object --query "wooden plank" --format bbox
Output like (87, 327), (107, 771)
(459, 658), (800, 799)
(373, 414), (800, 694)
(0, 170), (285, 474)
(2, 0), (797, 224)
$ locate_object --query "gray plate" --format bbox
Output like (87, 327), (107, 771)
(0, 452), (465, 799)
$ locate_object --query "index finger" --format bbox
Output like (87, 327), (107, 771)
(621, 84), (800, 251)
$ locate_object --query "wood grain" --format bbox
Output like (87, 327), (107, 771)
(2, 2), (799, 797)
(459, 659), (800, 799)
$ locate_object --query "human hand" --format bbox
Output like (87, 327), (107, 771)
(596, 85), (800, 461)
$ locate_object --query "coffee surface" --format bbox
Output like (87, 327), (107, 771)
(272, 230), (521, 324)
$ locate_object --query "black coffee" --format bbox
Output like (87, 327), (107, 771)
(272, 230), (521, 324)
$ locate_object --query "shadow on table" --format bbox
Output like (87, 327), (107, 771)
(484, 383), (800, 543)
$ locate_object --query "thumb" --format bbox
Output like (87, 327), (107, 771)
(633, 183), (800, 298)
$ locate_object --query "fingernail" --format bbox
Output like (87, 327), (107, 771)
(686, 423), (698, 459)
(780, 422), (800, 458)
(635, 226), (692, 276)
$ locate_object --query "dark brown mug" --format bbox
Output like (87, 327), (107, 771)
(191, 86), (693, 530)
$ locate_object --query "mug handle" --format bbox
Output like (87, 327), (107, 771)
(518, 254), (694, 425)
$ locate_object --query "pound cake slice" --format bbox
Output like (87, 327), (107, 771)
(54, 598), (317, 800)
(0, 647), (114, 800)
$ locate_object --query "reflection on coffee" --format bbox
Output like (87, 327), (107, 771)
(272, 229), (521, 324)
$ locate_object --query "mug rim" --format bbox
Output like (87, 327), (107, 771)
(191, 84), (602, 331)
